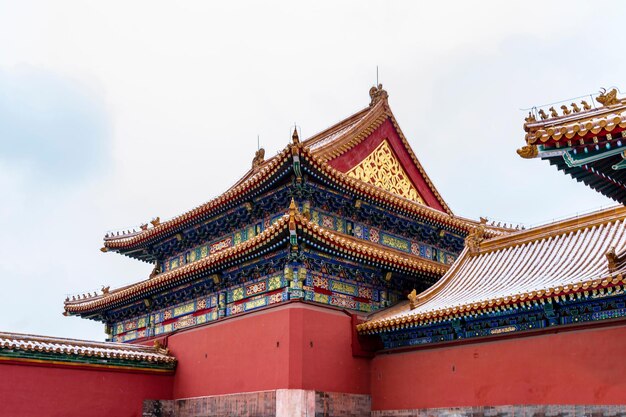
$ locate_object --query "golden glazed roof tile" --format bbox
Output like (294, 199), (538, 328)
(359, 205), (626, 333)
(521, 89), (626, 147)
(0, 331), (175, 364)
(104, 87), (479, 251)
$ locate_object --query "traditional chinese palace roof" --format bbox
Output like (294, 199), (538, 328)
(64, 85), (511, 343)
(101, 85), (506, 263)
(0, 331), (175, 372)
(518, 88), (626, 204)
(359, 205), (626, 336)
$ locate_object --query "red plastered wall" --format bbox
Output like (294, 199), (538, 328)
(0, 362), (173, 417)
(168, 302), (370, 399)
(370, 324), (626, 410)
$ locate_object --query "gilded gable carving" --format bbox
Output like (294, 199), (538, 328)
(347, 140), (424, 203)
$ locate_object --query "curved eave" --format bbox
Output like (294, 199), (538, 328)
(103, 147), (293, 251)
(68, 215), (292, 315)
(358, 273), (626, 334)
(296, 214), (449, 277)
(67, 211), (451, 316)
(524, 103), (626, 146)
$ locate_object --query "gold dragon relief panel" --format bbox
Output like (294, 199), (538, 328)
(346, 140), (424, 203)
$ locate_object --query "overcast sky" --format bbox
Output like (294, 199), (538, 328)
(0, 1), (622, 341)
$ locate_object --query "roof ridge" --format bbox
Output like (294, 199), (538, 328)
(479, 205), (626, 253)
(0, 331), (157, 351)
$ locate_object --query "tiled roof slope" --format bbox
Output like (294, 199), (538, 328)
(0, 331), (175, 370)
(359, 205), (626, 333)
(103, 86), (472, 251)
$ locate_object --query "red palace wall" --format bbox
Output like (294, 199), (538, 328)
(167, 302), (370, 399)
(370, 324), (626, 411)
(0, 362), (173, 417)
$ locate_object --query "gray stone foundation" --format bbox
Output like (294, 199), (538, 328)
(144, 389), (371, 417)
(371, 405), (626, 417)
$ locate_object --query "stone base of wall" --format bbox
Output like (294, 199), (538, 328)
(371, 405), (626, 417)
(144, 390), (371, 417)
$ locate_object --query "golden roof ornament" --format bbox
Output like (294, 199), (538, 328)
(252, 147), (265, 169)
(369, 83), (388, 107)
(606, 246), (618, 273)
(292, 127), (300, 144)
(465, 224), (486, 255)
(596, 88), (619, 107)
(517, 144), (538, 159)
(407, 289), (419, 310)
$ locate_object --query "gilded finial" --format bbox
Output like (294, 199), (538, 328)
(292, 127), (300, 144)
(252, 147), (265, 169)
(150, 217), (160, 227)
(524, 112), (536, 123)
(517, 144), (538, 159)
(596, 88), (619, 107)
(101, 285), (110, 295)
(369, 83), (388, 107)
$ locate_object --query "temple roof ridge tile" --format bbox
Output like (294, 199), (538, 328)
(0, 331), (175, 364)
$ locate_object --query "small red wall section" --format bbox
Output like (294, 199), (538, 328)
(168, 302), (370, 399)
(0, 362), (173, 417)
(370, 325), (626, 410)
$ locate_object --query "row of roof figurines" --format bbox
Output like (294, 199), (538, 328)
(524, 87), (621, 123)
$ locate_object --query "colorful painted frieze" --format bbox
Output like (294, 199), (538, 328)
(309, 208), (457, 265)
(162, 214), (286, 272)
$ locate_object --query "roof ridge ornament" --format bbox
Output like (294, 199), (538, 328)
(517, 144), (538, 159)
(252, 147), (265, 169)
(596, 88), (620, 107)
(369, 83), (388, 107)
(465, 224), (486, 255)
(606, 246), (618, 273)
(408, 288), (419, 310)
(292, 127), (300, 144)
